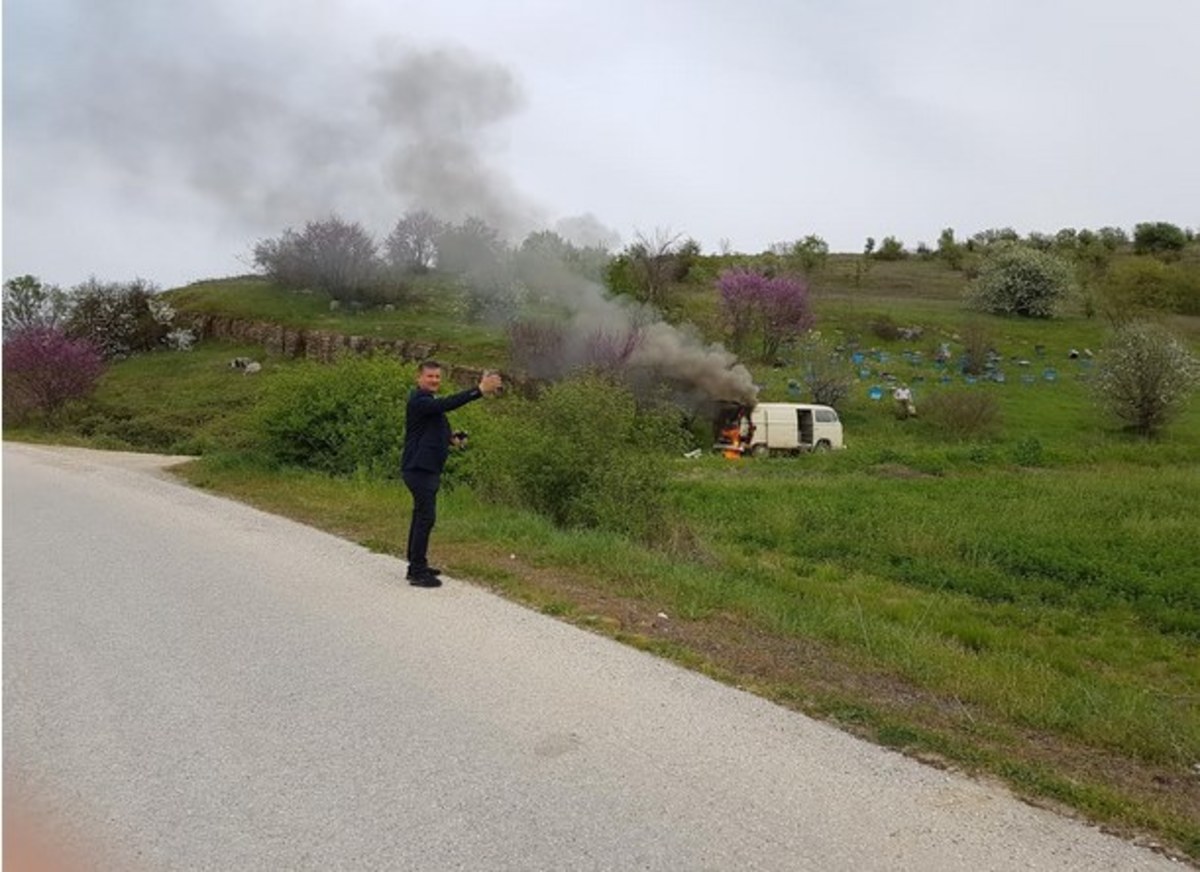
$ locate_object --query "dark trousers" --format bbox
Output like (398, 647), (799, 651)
(403, 471), (440, 572)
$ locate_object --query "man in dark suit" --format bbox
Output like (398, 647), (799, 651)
(402, 360), (503, 587)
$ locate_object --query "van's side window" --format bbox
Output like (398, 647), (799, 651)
(815, 409), (838, 423)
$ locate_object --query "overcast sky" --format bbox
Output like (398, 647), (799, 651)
(4, 0), (1199, 289)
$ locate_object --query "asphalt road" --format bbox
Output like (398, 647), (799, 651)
(2, 443), (1179, 871)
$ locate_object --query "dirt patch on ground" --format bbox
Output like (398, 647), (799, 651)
(439, 542), (1199, 861)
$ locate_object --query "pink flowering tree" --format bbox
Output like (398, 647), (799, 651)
(3, 326), (106, 423)
(716, 268), (814, 361)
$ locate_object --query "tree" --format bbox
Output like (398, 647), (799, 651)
(1133, 222), (1187, 258)
(1097, 226), (1129, 251)
(435, 216), (506, 278)
(1053, 227), (1079, 251)
(716, 268), (814, 362)
(515, 230), (610, 291)
(855, 237), (876, 288)
(966, 243), (1074, 318)
(1096, 258), (1177, 326)
(1093, 322), (1199, 436)
(3, 326), (105, 422)
(608, 229), (696, 307)
(937, 228), (964, 270)
(253, 215), (383, 301)
(787, 235), (829, 276)
(384, 209), (445, 274)
(969, 227), (1020, 254)
(65, 278), (170, 358)
(1026, 232), (1054, 251)
(873, 236), (907, 261)
(3, 275), (73, 339)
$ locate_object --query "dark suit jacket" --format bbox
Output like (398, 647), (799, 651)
(401, 386), (483, 474)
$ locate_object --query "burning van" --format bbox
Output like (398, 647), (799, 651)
(714, 402), (845, 457)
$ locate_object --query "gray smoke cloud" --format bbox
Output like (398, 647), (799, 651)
(372, 47), (540, 236)
(366, 47), (756, 405)
(13, 2), (754, 405)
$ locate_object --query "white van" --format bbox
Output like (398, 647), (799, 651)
(716, 402), (845, 456)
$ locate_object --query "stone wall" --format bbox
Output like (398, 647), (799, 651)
(186, 314), (495, 389)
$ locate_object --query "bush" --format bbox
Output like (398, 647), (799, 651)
(258, 355), (408, 476)
(967, 244), (1074, 318)
(64, 278), (170, 358)
(472, 375), (682, 540)
(1093, 322), (1199, 437)
(253, 215), (386, 302)
(869, 315), (901, 341)
(959, 321), (995, 376)
(1097, 258), (1178, 325)
(796, 338), (853, 407)
(922, 390), (1002, 440)
(3, 326), (105, 423)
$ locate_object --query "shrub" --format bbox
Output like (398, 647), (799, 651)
(258, 355), (408, 476)
(796, 339), (853, 407)
(1097, 258), (1178, 326)
(959, 321), (995, 376)
(472, 375), (682, 540)
(253, 215), (385, 302)
(1093, 322), (1199, 437)
(64, 278), (170, 358)
(869, 314), (901, 341)
(1011, 437), (1045, 467)
(922, 390), (1002, 440)
(966, 243), (1074, 318)
(3, 326), (105, 423)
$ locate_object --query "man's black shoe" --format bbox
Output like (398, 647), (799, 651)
(408, 573), (442, 588)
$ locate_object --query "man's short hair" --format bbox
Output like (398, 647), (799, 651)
(417, 359), (442, 373)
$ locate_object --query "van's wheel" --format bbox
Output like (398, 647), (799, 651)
(750, 444), (770, 458)
(814, 440), (831, 453)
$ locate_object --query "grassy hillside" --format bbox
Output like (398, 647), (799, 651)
(168, 276), (509, 368)
(8, 260), (1200, 860)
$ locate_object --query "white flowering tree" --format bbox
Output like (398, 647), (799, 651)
(967, 243), (1074, 318)
(1093, 322), (1199, 436)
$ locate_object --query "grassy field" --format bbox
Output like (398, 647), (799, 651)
(8, 263), (1200, 860)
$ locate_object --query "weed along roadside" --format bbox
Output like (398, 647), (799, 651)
(6, 252), (1200, 862)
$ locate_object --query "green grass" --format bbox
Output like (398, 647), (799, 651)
(8, 260), (1200, 860)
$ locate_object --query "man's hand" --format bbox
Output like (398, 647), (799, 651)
(479, 371), (503, 396)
